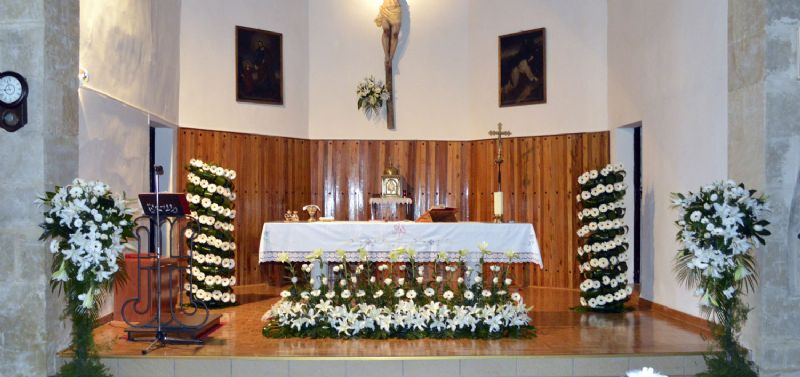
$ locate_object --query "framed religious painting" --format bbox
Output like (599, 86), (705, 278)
(499, 28), (546, 107)
(235, 26), (283, 104)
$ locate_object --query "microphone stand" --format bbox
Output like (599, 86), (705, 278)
(143, 165), (165, 354)
(120, 165), (218, 353)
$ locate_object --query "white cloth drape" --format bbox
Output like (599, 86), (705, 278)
(258, 221), (543, 267)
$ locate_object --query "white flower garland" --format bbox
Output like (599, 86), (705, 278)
(576, 163), (632, 311)
(184, 159), (238, 306)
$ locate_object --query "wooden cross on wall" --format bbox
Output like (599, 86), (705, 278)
(489, 122), (512, 190)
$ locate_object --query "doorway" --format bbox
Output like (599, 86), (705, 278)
(632, 126), (642, 284)
(147, 121), (177, 255)
(612, 123), (643, 286)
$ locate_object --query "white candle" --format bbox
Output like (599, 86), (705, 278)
(493, 191), (503, 216)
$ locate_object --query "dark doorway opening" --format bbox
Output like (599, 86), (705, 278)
(149, 126), (157, 192)
(633, 126), (642, 284)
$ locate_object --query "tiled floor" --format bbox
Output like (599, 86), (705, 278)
(76, 285), (711, 376)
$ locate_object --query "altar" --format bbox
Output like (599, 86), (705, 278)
(258, 221), (543, 266)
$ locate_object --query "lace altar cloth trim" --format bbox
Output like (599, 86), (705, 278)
(260, 250), (538, 263)
(258, 221), (543, 267)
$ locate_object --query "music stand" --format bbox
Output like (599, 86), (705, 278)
(122, 167), (220, 354)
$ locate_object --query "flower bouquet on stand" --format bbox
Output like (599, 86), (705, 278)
(574, 163), (633, 313)
(38, 179), (135, 377)
(672, 180), (770, 377)
(183, 159), (238, 307)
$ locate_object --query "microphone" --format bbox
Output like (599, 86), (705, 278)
(153, 165), (164, 176)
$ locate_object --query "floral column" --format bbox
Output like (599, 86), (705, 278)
(184, 159), (238, 307)
(575, 163), (632, 312)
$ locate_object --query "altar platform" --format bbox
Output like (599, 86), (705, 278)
(78, 285), (710, 377)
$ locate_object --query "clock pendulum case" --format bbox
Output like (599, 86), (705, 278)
(0, 71), (28, 132)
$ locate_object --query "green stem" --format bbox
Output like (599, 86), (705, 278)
(71, 310), (95, 364)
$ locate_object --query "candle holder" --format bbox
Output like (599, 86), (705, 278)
(493, 214), (504, 223)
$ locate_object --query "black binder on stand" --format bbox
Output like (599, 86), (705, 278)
(120, 166), (221, 354)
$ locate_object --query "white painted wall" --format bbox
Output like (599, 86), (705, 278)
(78, 88), (151, 316)
(79, 89), (150, 201)
(80, 0), (182, 316)
(308, 0), (470, 140)
(176, 0), (606, 139)
(467, 0), (608, 138)
(179, 0), (309, 138)
(607, 0), (728, 317)
(80, 0), (181, 123)
(307, 0), (607, 140)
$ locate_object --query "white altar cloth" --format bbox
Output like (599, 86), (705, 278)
(258, 221), (543, 267)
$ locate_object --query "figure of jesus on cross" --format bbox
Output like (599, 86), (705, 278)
(489, 123), (511, 222)
(375, 0), (402, 130)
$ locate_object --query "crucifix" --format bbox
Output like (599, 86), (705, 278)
(488, 123), (511, 223)
(375, 0), (402, 130)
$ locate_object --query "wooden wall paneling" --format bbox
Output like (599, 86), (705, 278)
(323, 141), (336, 219)
(313, 140), (330, 218)
(413, 141), (428, 217)
(472, 140), (485, 222)
(537, 137), (551, 286)
(364, 141), (378, 218)
(257, 135), (277, 285)
(565, 134), (577, 289)
(434, 141), (445, 208)
(235, 133), (257, 286)
(178, 129), (610, 289)
(460, 141), (471, 221)
(357, 140), (369, 219)
(335, 141), (349, 220)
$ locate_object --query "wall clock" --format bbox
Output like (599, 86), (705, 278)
(0, 71), (28, 132)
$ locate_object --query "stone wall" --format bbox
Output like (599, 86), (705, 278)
(0, 0), (79, 375)
(729, 0), (800, 375)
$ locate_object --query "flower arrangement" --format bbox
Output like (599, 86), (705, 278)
(262, 244), (535, 339)
(356, 75), (390, 117)
(672, 180), (770, 377)
(626, 367), (667, 377)
(184, 159), (238, 307)
(575, 163), (632, 312)
(38, 178), (135, 377)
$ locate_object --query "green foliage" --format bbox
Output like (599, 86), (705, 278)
(54, 303), (112, 377)
(696, 297), (758, 377)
